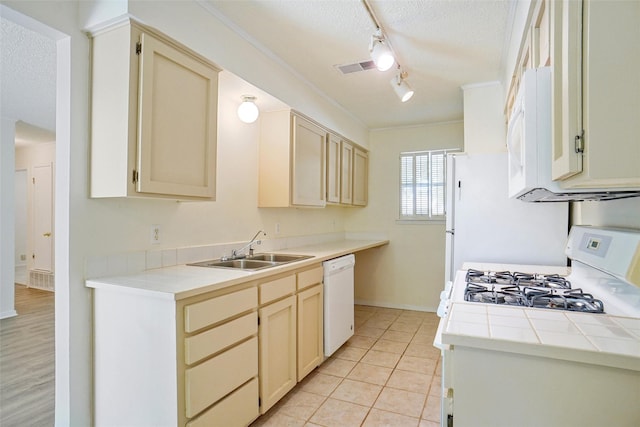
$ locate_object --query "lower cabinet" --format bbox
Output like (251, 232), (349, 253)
(297, 284), (324, 381)
(257, 265), (324, 414)
(258, 294), (297, 413)
(91, 263), (324, 427)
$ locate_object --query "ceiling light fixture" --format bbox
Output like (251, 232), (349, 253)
(237, 95), (259, 123)
(391, 69), (414, 102)
(362, 0), (416, 101)
(369, 29), (394, 71)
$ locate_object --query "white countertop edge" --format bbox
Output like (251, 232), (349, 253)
(441, 331), (640, 372)
(85, 238), (389, 300)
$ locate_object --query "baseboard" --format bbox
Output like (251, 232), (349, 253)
(0, 309), (18, 320)
(354, 299), (436, 313)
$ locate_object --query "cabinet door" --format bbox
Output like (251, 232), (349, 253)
(551, 0), (583, 180)
(259, 295), (297, 413)
(326, 133), (341, 204)
(297, 284), (323, 382)
(340, 141), (354, 205)
(353, 147), (368, 206)
(137, 32), (218, 198)
(566, 0), (640, 188)
(291, 115), (326, 207)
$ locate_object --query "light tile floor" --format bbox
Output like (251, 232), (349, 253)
(251, 305), (442, 427)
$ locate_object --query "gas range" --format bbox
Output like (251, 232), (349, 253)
(463, 269), (605, 313)
(433, 226), (640, 427)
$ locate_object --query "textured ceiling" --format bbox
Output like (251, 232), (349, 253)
(1, 0), (514, 142)
(206, 0), (514, 128)
(1, 16), (56, 144)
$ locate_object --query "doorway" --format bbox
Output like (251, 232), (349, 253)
(0, 5), (70, 424)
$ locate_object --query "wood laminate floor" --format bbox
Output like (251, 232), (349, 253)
(0, 285), (55, 426)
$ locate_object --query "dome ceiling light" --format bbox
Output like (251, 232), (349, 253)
(237, 95), (259, 123)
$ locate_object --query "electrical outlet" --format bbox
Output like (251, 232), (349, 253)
(275, 223), (281, 235)
(150, 224), (161, 245)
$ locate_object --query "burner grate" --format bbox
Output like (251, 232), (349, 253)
(463, 269), (604, 313)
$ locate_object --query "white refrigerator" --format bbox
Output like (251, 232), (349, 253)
(444, 152), (568, 281)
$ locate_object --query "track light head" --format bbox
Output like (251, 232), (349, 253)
(391, 71), (414, 102)
(369, 30), (394, 72)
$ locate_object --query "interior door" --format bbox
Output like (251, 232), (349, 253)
(33, 163), (53, 272)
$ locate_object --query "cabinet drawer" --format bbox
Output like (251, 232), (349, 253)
(186, 377), (259, 427)
(185, 311), (257, 365)
(259, 274), (295, 305)
(297, 266), (323, 290)
(184, 287), (257, 333)
(184, 336), (258, 418)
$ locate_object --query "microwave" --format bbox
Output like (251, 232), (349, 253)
(506, 67), (640, 202)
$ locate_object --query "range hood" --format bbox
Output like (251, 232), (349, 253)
(507, 67), (640, 203)
(518, 187), (640, 203)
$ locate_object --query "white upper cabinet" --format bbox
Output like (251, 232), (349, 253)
(90, 20), (219, 200)
(552, 0), (640, 187)
(259, 111), (326, 207)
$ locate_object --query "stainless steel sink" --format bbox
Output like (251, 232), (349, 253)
(188, 253), (313, 271)
(247, 253), (312, 263)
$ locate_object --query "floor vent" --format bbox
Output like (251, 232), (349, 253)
(29, 270), (55, 292)
(335, 59), (377, 74)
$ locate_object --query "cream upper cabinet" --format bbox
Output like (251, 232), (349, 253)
(326, 133), (341, 204)
(550, 0), (583, 180)
(259, 111), (326, 207)
(340, 140), (354, 205)
(552, 0), (640, 187)
(90, 20), (219, 200)
(353, 147), (369, 206)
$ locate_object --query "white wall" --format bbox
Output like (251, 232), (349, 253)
(573, 198), (640, 230)
(346, 122), (464, 311)
(1, 1), (368, 424)
(1, 118), (17, 319)
(14, 169), (28, 284)
(462, 82), (506, 153)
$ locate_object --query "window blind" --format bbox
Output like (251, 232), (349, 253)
(400, 149), (456, 220)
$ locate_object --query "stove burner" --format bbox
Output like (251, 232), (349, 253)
(515, 273), (571, 290)
(463, 269), (604, 313)
(526, 288), (605, 313)
(464, 284), (527, 306)
(466, 269), (514, 285)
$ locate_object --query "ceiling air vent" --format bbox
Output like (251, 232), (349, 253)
(335, 60), (377, 74)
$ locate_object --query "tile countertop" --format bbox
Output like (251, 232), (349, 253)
(85, 238), (388, 301)
(442, 303), (640, 373)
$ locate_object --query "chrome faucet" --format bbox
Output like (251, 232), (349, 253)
(231, 230), (266, 259)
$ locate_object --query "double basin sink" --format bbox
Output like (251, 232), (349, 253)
(188, 253), (313, 271)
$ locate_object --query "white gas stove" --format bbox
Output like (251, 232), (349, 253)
(434, 226), (640, 427)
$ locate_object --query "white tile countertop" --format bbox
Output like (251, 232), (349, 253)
(442, 301), (640, 372)
(86, 238), (388, 300)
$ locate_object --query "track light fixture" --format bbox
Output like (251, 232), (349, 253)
(391, 69), (414, 102)
(362, 0), (416, 101)
(237, 95), (259, 123)
(369, 28), (394, 72)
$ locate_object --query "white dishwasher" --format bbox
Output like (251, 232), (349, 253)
(323, 254), (355, 356)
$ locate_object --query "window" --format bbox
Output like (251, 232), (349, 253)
(400, 149), (457, 221)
